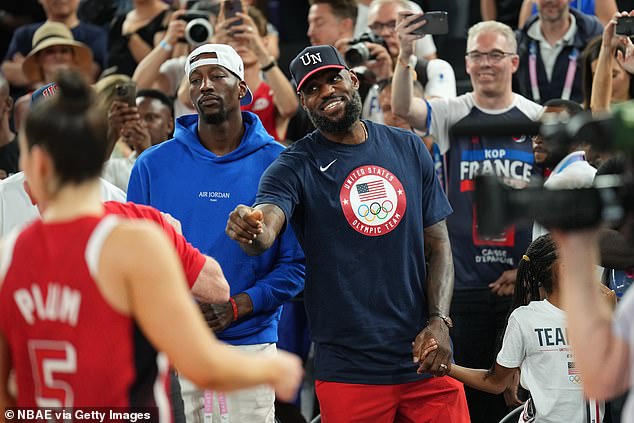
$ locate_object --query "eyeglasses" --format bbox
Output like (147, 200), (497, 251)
(369, 20), (396, 33)
(465, 50), (515, 63)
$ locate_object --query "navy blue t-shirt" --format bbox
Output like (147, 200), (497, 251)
(429, 93), (542, 290)
(4, 21), (107, 69)
(256, 120), (453, 384)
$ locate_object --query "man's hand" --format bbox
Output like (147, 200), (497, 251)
(199, 302), (233, 333)
(395, 11), (427, 58)
(226, 205), (264, 245)
(489, 269), (517, 296)
(121, 119), (152, 155)
(413, 319), (452, 376)
(364, 43), (393, 81)
(108, 100), (139, 144)
(163, 10), (187, 47)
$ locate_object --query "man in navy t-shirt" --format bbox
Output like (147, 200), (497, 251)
(226, 45), (470, 423)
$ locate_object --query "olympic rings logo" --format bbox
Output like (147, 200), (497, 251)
(357, 200), (394, 222)
(569, 375), (582, 384)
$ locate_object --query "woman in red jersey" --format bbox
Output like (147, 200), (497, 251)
(0, 70), (302, 417)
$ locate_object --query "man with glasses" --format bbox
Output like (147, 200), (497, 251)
(515, 0), (602, 104)
(392, 19), (542, 423)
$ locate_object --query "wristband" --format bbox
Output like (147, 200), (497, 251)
(260, 59), (277, 72)
(159, 39), (173, 52)
(229, 297), (239, 321)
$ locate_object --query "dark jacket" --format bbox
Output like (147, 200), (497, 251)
(514, 8), (602, 105)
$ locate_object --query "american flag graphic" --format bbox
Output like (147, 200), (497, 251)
(356, 180), (387, 202)
(568, 362), (581, 375)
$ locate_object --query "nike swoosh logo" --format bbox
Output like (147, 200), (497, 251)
(320, 159), (337, 172)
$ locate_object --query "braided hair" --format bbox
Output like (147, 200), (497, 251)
(511, 234), (558, 311)
(490, 234), (559, 374)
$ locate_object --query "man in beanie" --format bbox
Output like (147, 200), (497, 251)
(226, 45), (470, 422)
(126, 43), (305, 423)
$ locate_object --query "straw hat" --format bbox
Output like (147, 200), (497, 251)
(22, 22), (93, 83)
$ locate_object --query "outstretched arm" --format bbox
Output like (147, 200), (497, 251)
(418, 338), (518, 394)
(553, 229), (631, 399)
(226, 203), (287, 256)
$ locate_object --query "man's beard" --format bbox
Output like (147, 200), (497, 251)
(202, 109), (230, 124)
(199, 98), (230, 124)
(306, 90), (363, 134)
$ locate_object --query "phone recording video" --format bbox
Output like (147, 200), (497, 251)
(114, 82), (136, 107)
(409, 11), (449, 36)
(223, 0), (243, 28)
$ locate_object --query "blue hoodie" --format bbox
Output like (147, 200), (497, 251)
(127, 112), (305, 345)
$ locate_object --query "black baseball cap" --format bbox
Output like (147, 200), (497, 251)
(290, 45), (348, 93)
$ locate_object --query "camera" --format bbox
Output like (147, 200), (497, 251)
(344, 32), (388, 68)
(466, 103), (634, 242)
(179, 10), (214, 47)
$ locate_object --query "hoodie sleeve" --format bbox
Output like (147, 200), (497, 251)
(126, 158), (150, 205)
(243, 225), (306, 314)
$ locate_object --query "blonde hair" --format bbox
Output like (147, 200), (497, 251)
(467, 21), (517, 53)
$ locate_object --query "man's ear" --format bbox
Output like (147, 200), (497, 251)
(348, 69), (359, 90)
(239, 80), (248, 100)
(299, 91), (307, 110)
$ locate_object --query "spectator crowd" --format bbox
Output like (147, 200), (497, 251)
(2, 0), (634, 423)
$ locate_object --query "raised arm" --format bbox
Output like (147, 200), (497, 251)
(392, 12), (430, 130)
(591, 15), (623, 112)
(132, 10), (186, 92)
(480, 0), (498, 21)
(226, 203), (287, 256)
(553, 229), (631, 399)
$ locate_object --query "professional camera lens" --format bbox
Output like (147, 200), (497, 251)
(185, 18), (214, 47)
(345, 43), (370, 68)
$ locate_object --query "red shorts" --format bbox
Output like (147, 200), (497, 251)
(315, 376), (470, 423)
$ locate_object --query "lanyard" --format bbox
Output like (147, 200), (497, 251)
(204, 390), (231, 422)
(528, 41), (579, 102)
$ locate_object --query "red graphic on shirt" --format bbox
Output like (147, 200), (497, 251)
(340, 165), (406, 237)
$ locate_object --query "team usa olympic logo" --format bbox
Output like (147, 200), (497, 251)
(339, 165), (406, 236)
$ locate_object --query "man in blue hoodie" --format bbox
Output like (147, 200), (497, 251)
(127, 43), (306, 423)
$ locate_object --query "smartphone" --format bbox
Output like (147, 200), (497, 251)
(616, 16), (634, 36)
(114, 82), (136, 107)
(409, 11), (449, 36)
(223, 0), (243, 28)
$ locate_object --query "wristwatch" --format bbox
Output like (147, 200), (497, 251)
(429, 312), (453, 328)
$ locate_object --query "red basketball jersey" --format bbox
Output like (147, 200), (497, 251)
(0, 215), (171, 419)
(103, 201), (205, 288)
